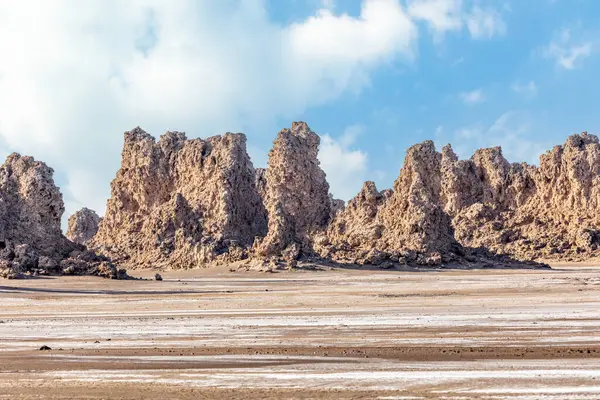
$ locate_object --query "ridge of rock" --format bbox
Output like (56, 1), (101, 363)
(447, 131), (600, 261)
(92, 127), (267, 269)
(320, 142), (465, 267)
(91, 124), (600, 270)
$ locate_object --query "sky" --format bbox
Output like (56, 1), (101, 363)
(0, 0), (599, 229)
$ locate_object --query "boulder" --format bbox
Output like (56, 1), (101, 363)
(66, 208), (101, 245)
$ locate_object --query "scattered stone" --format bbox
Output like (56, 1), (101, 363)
(39, 345), (51, 351)
(154, 273), (163, 281)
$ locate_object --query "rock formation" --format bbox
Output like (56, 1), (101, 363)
(319, 141), (532, 267)
(444, 132), (600, 261)
(377, 141), (459, 260)
(323, 131), (600, 264)
(14, 122), (599, 276)
(92, 123), (600, 270)
(0, 154), (126, 279)
(256, 122), (331, 259)
(322, 181), (390, 263)
(66, 207), (101, 245)
(92, 127), (267, 269)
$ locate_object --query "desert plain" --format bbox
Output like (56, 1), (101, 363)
(2, 264), (600, 399)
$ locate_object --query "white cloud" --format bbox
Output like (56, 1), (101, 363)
(543, 28), (593, 69)
(319, 125), (369, 201)
(465, 6), (506, 39)
(407, 0), (463, 36)
(459, 89), (485, 104)
(436, 111), (549, 165)
(511, 80), (538, 98)
(0, 0), (418, 226)
(408, 0), (506, 40)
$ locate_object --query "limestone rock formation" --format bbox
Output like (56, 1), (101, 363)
(319, 140), (552, 268)
(13, 121), (589, 275)
(321, 142), (465, 266)
(377, 141), (459, 259)
(322, 181), (389, 262)
(328, 195), (345, 220)
(93, 122), (557, 270)
(92, 127), (267, 269)
(445, 132), (600, 261)
(0, 154), (126, 279)
(324, 131), (600, 264)
(66, 208), (101, 245)
(256, 122), (331, 258)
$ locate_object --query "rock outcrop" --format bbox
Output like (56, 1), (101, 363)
(444, 132), (600, 261)
(14, 122), (597, 275)
(0, 154), (127, 279)
(323, 131), (600, 264)
(320, 142), (520, 267)
(256, 122), (331, 259)
(377, 141), (459, 260)
(322, 181), (390, 263)
(92, 127), (267, 269)
(66, 207), (101, 245)
(93, 123), (600, 270)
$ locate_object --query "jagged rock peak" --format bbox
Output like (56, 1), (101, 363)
(256, 121), (331, 258)
(323, 181), (389, 257)
(92, 126), (267, 269)
(436, 131), (600, 262)
(0, 153), (66, 246)
(378, 140), (457, 256)
(564, 131), (598, 148)
(441, 144), (458, 162)
(124, 126), (155, 144)
(0, 154), (126, 279)
(66, 208), (101, 246)
(328, 194), (345, 219)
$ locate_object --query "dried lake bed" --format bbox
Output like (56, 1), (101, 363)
(2, 265), (600, 399)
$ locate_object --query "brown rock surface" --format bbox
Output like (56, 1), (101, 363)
(92, 122), (559, 269)
(446, 132), (600, 261)
(66, 208), (101, 245)
(92, 127), (267, 269)
(255, 122), (331, 259)
(324, 181), (388, 260)
(321, 142), (466, 266)
(325, 131), (600, 264)
(377, 141), (459, 259)
(0, 154), (126, 279)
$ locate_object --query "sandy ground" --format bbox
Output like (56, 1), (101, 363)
(2, 265), (600, 399)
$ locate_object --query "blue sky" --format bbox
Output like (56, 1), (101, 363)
(0, 0), (598, 226)
(265, 0), (600, 192)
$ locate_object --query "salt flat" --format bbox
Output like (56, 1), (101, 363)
(1, 265), (600, 399)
